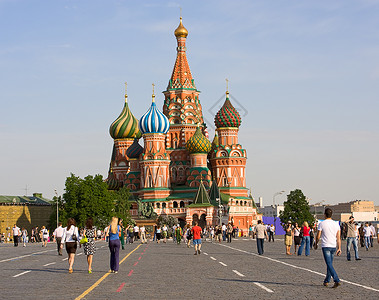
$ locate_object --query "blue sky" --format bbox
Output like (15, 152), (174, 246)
(1, 0), (378, 206)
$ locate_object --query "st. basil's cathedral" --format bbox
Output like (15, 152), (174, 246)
(106, 18), (261, 231)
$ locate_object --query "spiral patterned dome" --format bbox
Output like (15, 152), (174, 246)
(109, 96), (142, 139)
(126, 138), (143, 159)
(139, 98), (170, 135)
(185, 126), (212, 154)
(107, 171), (121, 190)
(214, 92), (241, 128)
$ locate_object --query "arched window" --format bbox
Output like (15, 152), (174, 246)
(162, 203), (166, 209)
(173, 201), (178, 208)
(244, 201), (247, 206)
(236, 201), (239, 205)
(180, 201), (185, 208)
(156, 203), (161, 209)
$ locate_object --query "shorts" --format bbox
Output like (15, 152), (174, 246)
(294, 236), (301, 245)
(193, 239), (202, 245)
(156, 233), (161, 240)
(65, 242), (77, 254)
(285, 235), (293, 246)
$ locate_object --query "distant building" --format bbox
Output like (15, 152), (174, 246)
(0, 193), (52, 236)
(260, 205), (284, 218)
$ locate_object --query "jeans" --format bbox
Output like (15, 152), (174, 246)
(268, 232), (274, 242)
(322, 247), (340, 283)
(298, 236), (310, 256)
(227, 233), (232, 243)
(364, 236), (370, 249)
(346, 237), (359, 260)
(56, 237), (62, 255)
(222, 231), (226, 241)
(257, 238), (264, 255)
(109, 239), (120, 271)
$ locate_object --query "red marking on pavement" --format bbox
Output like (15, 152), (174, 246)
(138, 256), (141, 260)
(128, 270), (134, 276)
(141, 253), (144, 255)
(133, 261), (138, 266)
(116, 282), (126, 292)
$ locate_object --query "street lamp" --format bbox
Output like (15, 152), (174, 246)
(273, 191), (285, 228)
(216, 197), (223, 226)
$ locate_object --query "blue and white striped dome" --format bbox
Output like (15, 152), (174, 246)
(139, 99), (170, 134)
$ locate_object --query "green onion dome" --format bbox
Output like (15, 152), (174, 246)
(125, 138), (143, 159)
(109, 94), (142, 139)
(214, 92), (241, 128)
(107, 171), (121, 190)
(185, 126), (212, 154)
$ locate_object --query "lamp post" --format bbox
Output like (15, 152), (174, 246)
(55, 190), (58, 227)
(273, 191), (285, 228)
(217, 197), (223, 226)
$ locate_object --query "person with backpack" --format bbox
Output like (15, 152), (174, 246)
(106, 217), (121, 273)
(61, 218), (79, 273)
(41, 226), (49, 247)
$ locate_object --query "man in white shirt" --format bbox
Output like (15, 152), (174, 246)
(369, 223), (376, 248)
(315, 208), (341, 288)
(140, 226), (147, 244)
(12, 224), (21, 247)
(363, 222), (372, 250)
(133, 225), (139, 241)
(222, 223), (227, 241)
(53, 222), (64, 255)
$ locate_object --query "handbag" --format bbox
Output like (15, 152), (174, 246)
(80, 234), (88, 244)
(71, 227), (78, 242)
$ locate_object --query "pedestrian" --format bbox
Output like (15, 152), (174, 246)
(346, 216), (361, 261)
(82, 217), (96, 274)
(293, 223), (301, 253)
(186, 225), (192, 248)
(269, 224), (275, 242)
(314, 208), (341, 288)
(140, 225), (147, 244)
(255, 220), (268, 255)
(227, 222), (233, 243)
(309, 225), (315, 249)
(156, 225), (162, 243)
(106, 217), (121, 273)
(216, 225), (222, 243)
(133, 224), (139, 241)
(128, 225), (134, 243)
(284, 221), (293, 255)
(249, 225), (253, 238)
(175, 225), (182, 244)
(53, 222), (64, 255)
(41, 226), (49, 247)
(104, 225), (109, 242)
(222, 223), (227, 241)
(61, 218), (79, 273)
(162, 224), (168, 243)
(363, 222), (372, 251)
(358, 224), (365, 247)
(30, 228), (36, 243)
(298, 221), (311, 256)
(119, 219), (125, 250)
(21, 228), (28, 247)
(192, 221), (202, 255)
(12, 224), (20, 247)
(172, 224), (177, 243)
(210, 226), (215, 242)
(369, 223), (375, 247)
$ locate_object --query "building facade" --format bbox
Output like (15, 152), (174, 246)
(107, 18), (261, 230)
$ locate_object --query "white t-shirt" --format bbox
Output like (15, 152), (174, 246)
(363, 227), (372, 237)
(222, 224), (227, 231)
(134, 226), (139, 233)
(140, 226), (145, 233)
(318, 219), (340, 248)
(12, 226), (20, 236)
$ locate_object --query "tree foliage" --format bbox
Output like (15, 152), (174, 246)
(157, 215), (178, 227)
(112, 186), (132, 225)
(279, 189), (315, 227)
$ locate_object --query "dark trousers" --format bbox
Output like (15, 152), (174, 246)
(13, 236), (19, 246)
(109, 239), (120, 271)
(269, 232), (274, 242)
(56, 237), (62, 255)
(257, 238), (264, 255)
(227, 233), (232, 243)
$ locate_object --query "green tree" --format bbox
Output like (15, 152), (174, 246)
(279, 189), (315, 227)
(112, 186), (132, 224)
(60, 173), (114, 228)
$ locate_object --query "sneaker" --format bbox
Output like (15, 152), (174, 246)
(355, 258), (361, 261)
(114, 271), (118, 274)
(198, 250), (201, 255)
(347, 259), (351, 261)
(194, 252), (197, 255)
(323, 282), (328, 287)
(332, 282), (341, 288)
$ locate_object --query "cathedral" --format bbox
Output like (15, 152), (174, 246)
(106, 18), (261, 231)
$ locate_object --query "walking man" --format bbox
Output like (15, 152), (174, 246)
(314, 208), (341, 288)
(369, 223), (376, 247)
(363, 222), (372, 250)
(346, 216), (360, 261)
(191, 221), (202, 255)
(140, 225), (147, 244)
(53, 222), (64, 255)
(269, 224), (275, 242)
(255, 220), (268, 255)
(12, 224), (21, 247)
(226, 222), (233, 243)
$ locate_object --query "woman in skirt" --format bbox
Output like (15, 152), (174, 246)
(61, 218), (79, 273)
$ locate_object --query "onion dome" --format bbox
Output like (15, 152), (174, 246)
(107, 171), (121, 190)
(139, 93), (170, 135)
(211, 132), (219, 148)
(185, 126), (212, 154)
(126, 138), (143, 159)
(174, 17), (188, 38)
(109, 88), (142, 139)
(214, 92), (242, 128)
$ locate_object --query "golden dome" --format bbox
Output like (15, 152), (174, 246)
(174, 17), (188, 38)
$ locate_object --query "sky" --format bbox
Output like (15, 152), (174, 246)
(0, 0), (378, 206)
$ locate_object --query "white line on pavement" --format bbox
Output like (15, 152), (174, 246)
(232, 270), (245, 277)
(43, 262), (56, 267)
(254, 282), (274, 293)
(220, 244), (379, 293)
(62, 258), (68, 261)
(210, 256), (217, 261)
(0, 249), (55, 263)
(219, 262), (227, 266)
(77, 253), (83, 256)
(203, 252), (208, 256)
(13, 270), (31, 278)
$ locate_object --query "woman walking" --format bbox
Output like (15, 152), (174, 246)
(82, 218), (96, 274)
(156, 226), (162, 243)
(186, 225), (192, 248)
(293, 223), (301, 253)
(41, 226), (49, 247)
(61, 218), (79, 273)
(21, 228), (28, 247)
(119, 219), (125, 250)
(298, 221), (311, 256)
(106, 217), (121, 273)
(175, 225), (182, 245)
